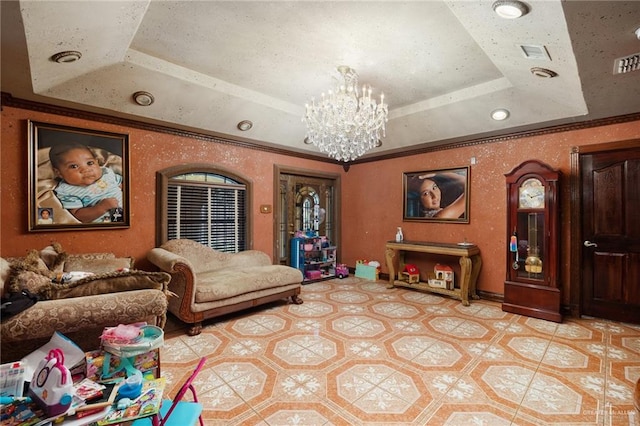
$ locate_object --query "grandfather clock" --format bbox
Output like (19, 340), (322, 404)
(503, 160), (561, 322)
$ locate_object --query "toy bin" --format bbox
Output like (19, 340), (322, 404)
(355, 260), (379, 281)
(305, 270), (322, 280)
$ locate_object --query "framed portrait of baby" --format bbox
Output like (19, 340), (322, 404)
(403, 166), (470, 223)
(28, 120), (130, 231)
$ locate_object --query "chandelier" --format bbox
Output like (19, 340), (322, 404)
(303, 66), (388, 162)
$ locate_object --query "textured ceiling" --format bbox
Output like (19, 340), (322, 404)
(2, 1), (639, 160)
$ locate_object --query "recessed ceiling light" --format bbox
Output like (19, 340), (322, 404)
(530, 67), (558, 78)
(237, 120), (253, 131)
(491, 109), (510, 121)
(51, 50), (82, 63)
(133, 91), (154, 106)
(492, 0), (529, 19)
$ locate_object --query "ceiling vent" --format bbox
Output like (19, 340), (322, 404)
(614, 53), (640, 74)
(517, 44), (551, 61)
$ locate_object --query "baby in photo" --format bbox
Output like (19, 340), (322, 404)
(49, 142), (123, 223)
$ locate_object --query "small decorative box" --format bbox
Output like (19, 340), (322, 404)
(305, 270), (322, 280)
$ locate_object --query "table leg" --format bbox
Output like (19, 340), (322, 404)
(470, 254), (482, 300)
(385, 247), (397, 289)
(459, 256), (472, 306)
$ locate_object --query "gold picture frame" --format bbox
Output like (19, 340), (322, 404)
(28, 120), (130, 231)
(403, 166), (470, 223)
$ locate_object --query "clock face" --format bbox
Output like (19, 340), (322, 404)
(518, 178), (545, 209)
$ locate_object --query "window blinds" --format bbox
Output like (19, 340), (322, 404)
(167, 182), (246, 252)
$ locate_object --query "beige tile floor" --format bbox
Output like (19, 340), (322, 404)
(160, 277), (640, 426)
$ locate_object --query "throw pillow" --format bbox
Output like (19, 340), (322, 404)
(23, 249), (50, 275)
(63, 257), (133, 274)
(0, 257), (11, 298)
(39, 243), (67, 273)
(7, 250), (54, 298)
(8, 270), (52, 298)
(49, 270), (170, 300)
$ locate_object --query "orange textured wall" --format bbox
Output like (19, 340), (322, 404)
(0, 106), (342, 269)
(1, 104), (639, 300)
(343, 121), (640, 299)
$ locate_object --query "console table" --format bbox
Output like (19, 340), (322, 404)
(385, 241), (482, 306)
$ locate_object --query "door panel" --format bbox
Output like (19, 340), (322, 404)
(276, 172), (337, 266)
(581, 147), (640, 323)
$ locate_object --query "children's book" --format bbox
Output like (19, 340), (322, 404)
(0, 398), (46, 426)
(0, 361), (26, 398)
(73, 378), (106, 402)
(96, 377), (165, 425)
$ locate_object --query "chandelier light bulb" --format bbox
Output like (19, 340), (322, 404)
(302, 66), (388, 162)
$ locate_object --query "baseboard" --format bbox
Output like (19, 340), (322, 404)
(477, 290), (503, 302)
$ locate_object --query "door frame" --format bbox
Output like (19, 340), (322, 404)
(273, 164), (342, 265)
(569, 139), (640, 318)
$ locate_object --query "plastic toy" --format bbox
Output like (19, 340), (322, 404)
(335, 264), (349, 279)
(402, 264), (420, 284)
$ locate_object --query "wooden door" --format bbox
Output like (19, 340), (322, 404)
(274, 167), (340, 266)
(580, 143), (640, 323)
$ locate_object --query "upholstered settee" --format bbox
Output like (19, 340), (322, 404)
(0, 245), (170, 363)
(147, 239), (304, 335)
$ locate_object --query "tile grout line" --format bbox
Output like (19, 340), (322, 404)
(504, 312), (540, 426)
(602, 322), (611, 426)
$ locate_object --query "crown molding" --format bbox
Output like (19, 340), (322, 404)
(3, 92), (639, 166)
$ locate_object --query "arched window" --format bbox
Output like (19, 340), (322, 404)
(157, 164), (251, 252)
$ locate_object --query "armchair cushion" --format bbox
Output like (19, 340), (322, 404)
(63, 256), (133, 273)
(48, 270), (170, 300)
(195, 265), (303, 303)
(1, 289), (168, 362)
(8, 270), (169, 300)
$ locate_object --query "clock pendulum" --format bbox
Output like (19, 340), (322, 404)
(525, 213), (542, 274)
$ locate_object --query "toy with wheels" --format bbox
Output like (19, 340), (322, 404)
(335, 264), (349, 279)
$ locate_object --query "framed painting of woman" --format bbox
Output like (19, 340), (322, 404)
(403, 166), (470, 223)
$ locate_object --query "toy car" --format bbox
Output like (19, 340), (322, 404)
(335, 264), (349, 279)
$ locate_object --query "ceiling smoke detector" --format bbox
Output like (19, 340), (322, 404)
(51, 50), (82, 63)
(530, 67), (558, 78)
(133, 91), (154, 106)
